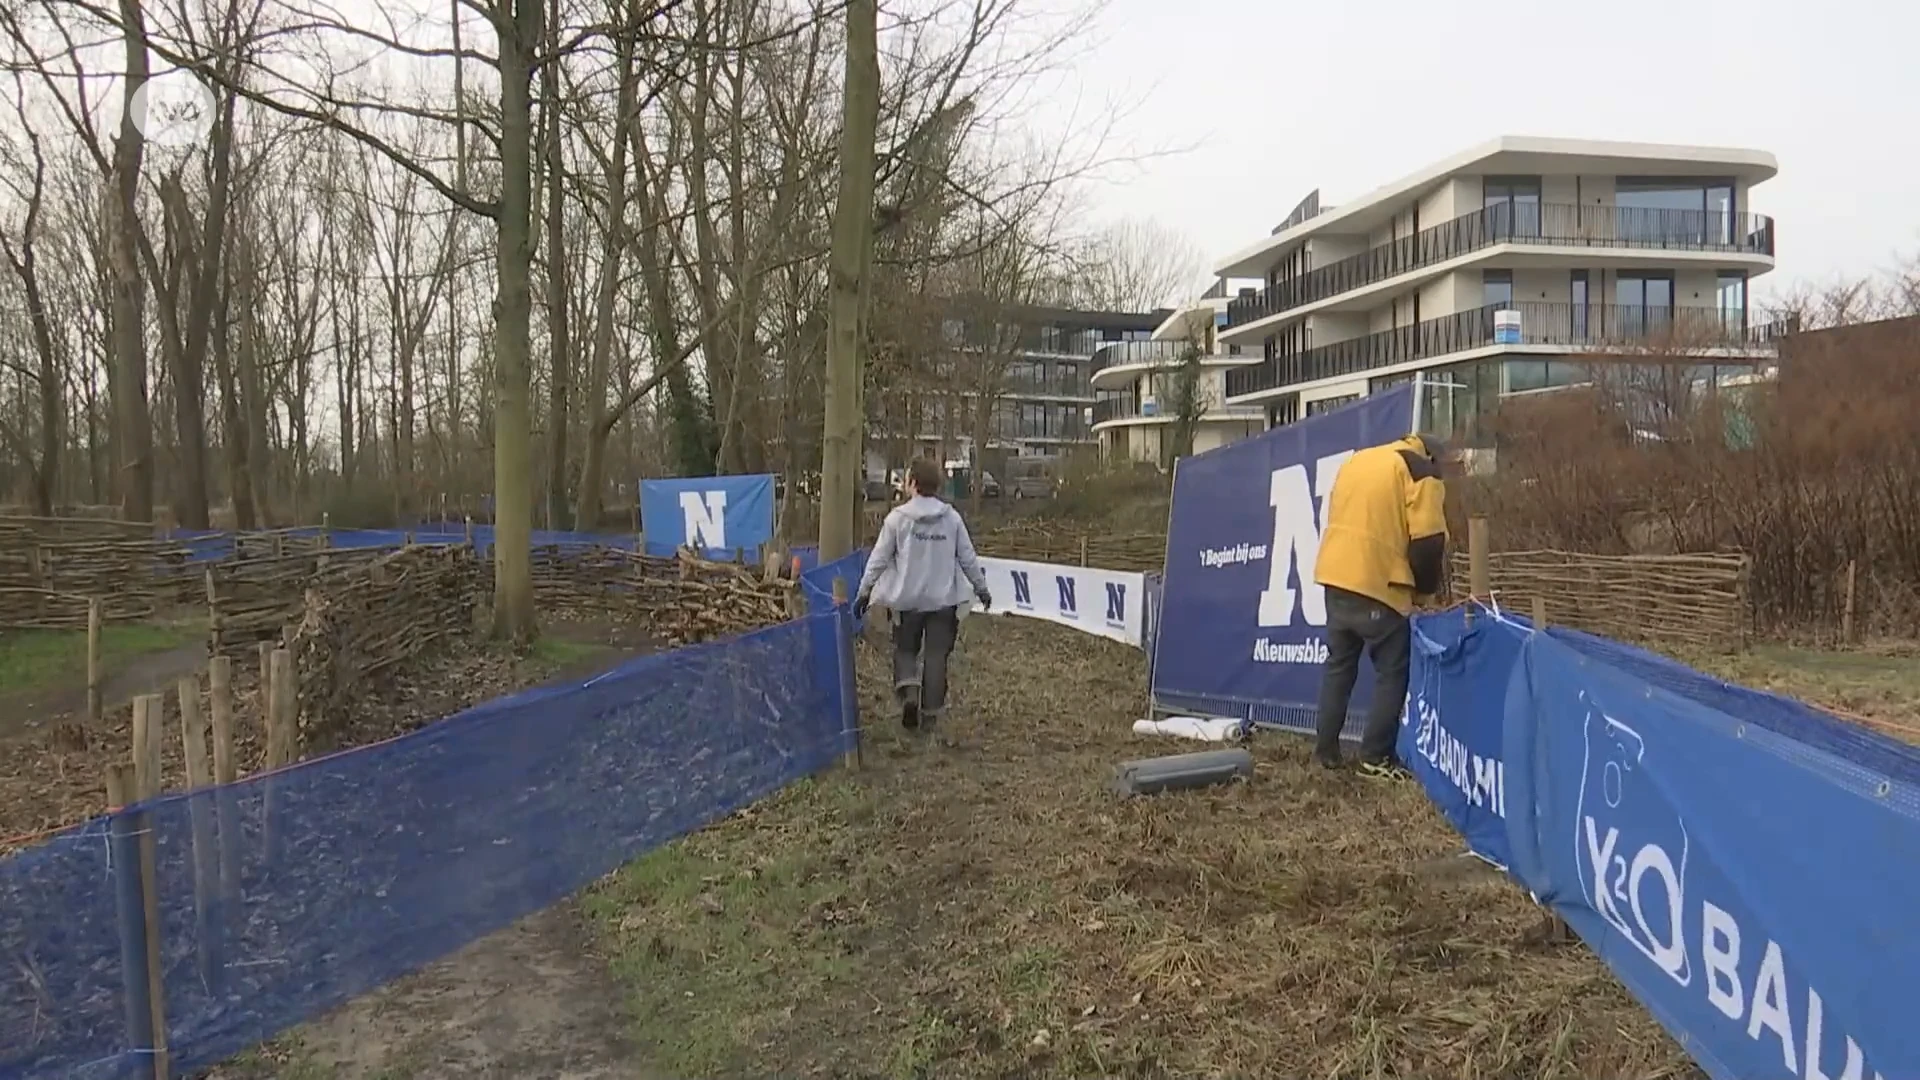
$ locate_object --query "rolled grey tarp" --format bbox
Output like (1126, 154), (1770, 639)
(1112, 748), (1256, 798)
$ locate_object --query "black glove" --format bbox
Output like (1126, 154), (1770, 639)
(975, 588), (992, 612)
(852, 594), (870, 619)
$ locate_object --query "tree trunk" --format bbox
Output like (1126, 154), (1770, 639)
(106, 0), (154, 523)
(491, 0), (540, 640)
(541, 6), (571, 532)
(572, 4), (637, 531)
(819, 0), (879, 560)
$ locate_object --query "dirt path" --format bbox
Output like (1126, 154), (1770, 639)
(212, 905), (662, 1080)
(0, 640), (207, 743)
(206, 623), (668, 1080)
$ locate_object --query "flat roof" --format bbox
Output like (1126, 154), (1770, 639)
(1214, 135), (1778, 279)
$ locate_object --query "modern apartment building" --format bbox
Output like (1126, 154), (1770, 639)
(872, 304), (1169, 465)
(1212, 136), (1790, 439)
(1090, 283), (1266, 466)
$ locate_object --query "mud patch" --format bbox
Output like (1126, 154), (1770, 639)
(208, 904), (664, 1080)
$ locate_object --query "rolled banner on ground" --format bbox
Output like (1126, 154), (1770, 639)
(1112, 748), (1256, 798)
(1132, 716), (1249, 743)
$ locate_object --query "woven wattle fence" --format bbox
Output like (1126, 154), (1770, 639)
(1456, 548), (1750, 650)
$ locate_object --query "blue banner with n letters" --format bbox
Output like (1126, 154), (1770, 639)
(639, 474), (774, 559)
(1400, 607), (1920, 1080)
(1150, 385), (1414, 729)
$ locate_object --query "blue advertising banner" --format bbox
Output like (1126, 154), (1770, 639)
(1515, 630), (1920, 1080)
(1399, 606), (1521, 868)
(639, 475), (775, 559)
(1396, 609), (1920, 1080)
(1150, 386), (1414, 731)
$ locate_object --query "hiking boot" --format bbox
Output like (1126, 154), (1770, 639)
(1314, 750), (1343, 771)
(900, 697), (921, 730)
(1358, 759), (1413, 782)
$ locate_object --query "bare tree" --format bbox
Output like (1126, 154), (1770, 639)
(819, 0), (878, 560)
(1073, 216), (1204, 312)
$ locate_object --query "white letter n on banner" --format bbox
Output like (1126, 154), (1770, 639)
(679, 490), (727, 549)
(1256, 452), (1351, 628)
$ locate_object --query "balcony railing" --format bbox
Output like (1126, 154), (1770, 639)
(1090, 340), (1192, 373)
(1224, 301), (1793, 400)
(1091, 395), (1264, 426)
(1225, 203), (1777, 328)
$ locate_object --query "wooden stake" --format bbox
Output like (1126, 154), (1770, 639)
(1467, 516), (1491, 600)
(178, 676), (218, 988)
(831, 576), (861, 770)
(86, 597), (102, 725)
(203, 568), (220, 654)
(131, 695), (170, 1080)
(1532, 595), (1548, 631)
(208, 657), (236, 785)
(1843, 559), (1858, 645)
(131, 694), (161, 800)
(1079, 535), (1090, 567)
(208, 654), (242, 944)
(104, 765), (159, 1078)
(266, 648), (295, 769)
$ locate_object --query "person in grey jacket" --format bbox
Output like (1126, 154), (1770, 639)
(853, 458), (992, 729)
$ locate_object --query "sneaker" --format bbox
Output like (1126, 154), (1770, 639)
(1358, 759), (1413, 782)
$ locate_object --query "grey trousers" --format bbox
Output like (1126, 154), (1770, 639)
(1313, 586), (1412, 763)
(892, 606), (960, 716)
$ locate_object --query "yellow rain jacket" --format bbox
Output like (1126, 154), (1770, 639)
(1313, 434), (1449, 615)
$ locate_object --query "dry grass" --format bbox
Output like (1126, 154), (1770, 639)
(1678, 639), (1920, 743)
(583, 616), (1699, 1080)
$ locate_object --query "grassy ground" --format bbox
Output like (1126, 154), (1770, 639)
(1680, 640), (1920, 742)
(0, 620), (201, 695)
(580, 616), (1699, 1080)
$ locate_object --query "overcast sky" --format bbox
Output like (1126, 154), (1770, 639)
(1033, 0), (1919, 299)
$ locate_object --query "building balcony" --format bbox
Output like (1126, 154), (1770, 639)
(1090, 395), (1265, 431)
(1224, 203), (1776, 334)
(1223, 301), (1796, 402)
(1089, 340), (1262, 389)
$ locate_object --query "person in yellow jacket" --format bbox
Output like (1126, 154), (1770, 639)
(1312, 432), (1451, 779)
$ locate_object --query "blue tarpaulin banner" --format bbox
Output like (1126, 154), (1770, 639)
(1398, 605), (1519, 868)
(1150, 386), (1414, 731)
(1400, 607), (1920, 1080)
(639, 475), (775, 559)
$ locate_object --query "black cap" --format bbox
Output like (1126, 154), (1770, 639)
(1414, 433), (1449, 463)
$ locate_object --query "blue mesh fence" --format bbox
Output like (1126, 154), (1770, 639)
(0, 612), (854, 1079)
(801, 550), (868, 631)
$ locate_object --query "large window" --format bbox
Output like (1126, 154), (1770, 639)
(1616, 178), (1736, 245)
(1483, 269), (1514, 308)
(1305, 394), (1360, 417)
(1484, 176), (1542, 238)
(1570, 270), (1590, 339)
(1717, 271), (1748, 332)
(1617, 271), (1674, 338)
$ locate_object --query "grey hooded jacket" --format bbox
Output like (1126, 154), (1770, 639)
(855, 495), (990, 612)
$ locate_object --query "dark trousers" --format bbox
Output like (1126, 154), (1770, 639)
(1313, 586), (1412, 764)
(892, 606), (960, 716)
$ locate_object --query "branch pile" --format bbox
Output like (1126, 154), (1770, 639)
(206, 546), (385, 654)
(523, 544), (794, 646)
(291, 545), (484, 751)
